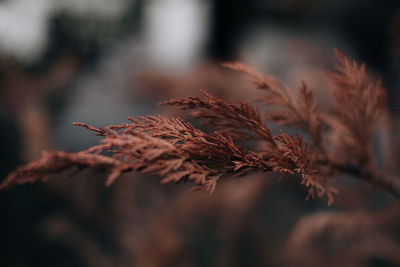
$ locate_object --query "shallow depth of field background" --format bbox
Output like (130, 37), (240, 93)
(0, 1), (399, 266)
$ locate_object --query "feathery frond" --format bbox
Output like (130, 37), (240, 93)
(1, 49), (398, 206)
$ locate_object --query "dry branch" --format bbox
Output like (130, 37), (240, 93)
(1, 50), (399, 205)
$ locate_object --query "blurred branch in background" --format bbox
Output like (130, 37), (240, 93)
(0, 55), (78, 160)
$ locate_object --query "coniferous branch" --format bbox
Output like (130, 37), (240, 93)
(324, 49), (387, 167)
(1, 50), (399, 205)
(223, 62), (324, 156)
(0, 116), (270, 194)
(160, 89), (276, 145)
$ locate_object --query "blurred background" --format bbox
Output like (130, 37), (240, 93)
(0, 0), (399, 266)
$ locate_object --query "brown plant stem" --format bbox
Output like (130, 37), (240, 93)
(332, 163), (400, 199)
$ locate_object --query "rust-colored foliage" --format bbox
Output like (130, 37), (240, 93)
(1, 50), (398, 205)
(323, 49), (387, 167)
